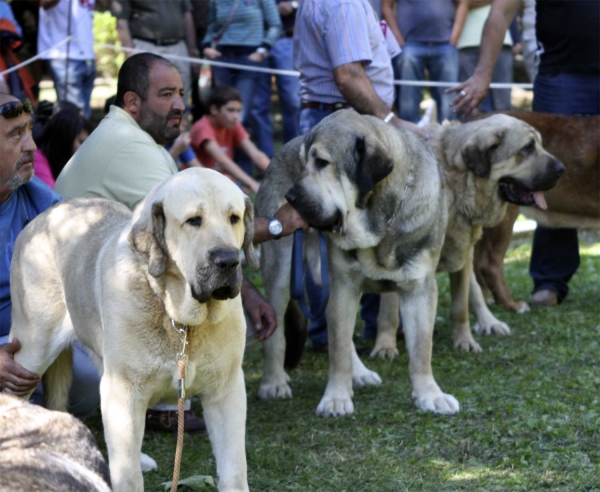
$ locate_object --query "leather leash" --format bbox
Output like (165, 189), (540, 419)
(290, 229), (330, 320)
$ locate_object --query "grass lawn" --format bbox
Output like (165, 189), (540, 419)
(86, 233), (599, 491)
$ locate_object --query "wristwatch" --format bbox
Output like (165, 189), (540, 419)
(268, 218), (283, 240)
(290, 1), (299, 8)
(257, 47), (269, 57)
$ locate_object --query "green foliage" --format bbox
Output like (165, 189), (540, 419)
(85, 235), (600, 491)
(93, 12), (124, 79)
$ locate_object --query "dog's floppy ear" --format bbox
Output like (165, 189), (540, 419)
(461, 127), (504, 178)
(128, 201), (168, 277)
(354, 136), (393, 206)
(242, 196), (260, 270)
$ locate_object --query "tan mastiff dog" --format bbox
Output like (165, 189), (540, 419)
(257, 110), (458, 417)
(9, 168), (258, 492)
(374, 114), (564, 356)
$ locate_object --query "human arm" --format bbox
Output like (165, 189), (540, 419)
(0, 339), (40, 396)
(381, 0), (405, 46)
(201, 140), (259, 192)
(446, 0), (521, 116)
(450, 0), (470, 46)
(115, 19), (134, 56)
(238, 138), (270, 172)
(241, 277), (277, 341)
(333, 62), (426, 137)
(252, 203), (308, 244)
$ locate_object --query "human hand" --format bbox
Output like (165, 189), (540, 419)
(243, 287), (277, 341)
(512, 42), (522, 55)
(274, 202), (308, 237)
(278, 1), (294, 16)
(390, 116), (427, 139)
(446, 72), (491, 117)
(203, 47), (222, 60)
(248, 51), (265, 63)
(171, 131), (191, 157)
(0, 339), (40, 396)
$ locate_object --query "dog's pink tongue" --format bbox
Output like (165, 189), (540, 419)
(533, 191), (547, 210)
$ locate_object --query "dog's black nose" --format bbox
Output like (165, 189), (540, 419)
(551, 159), (565, 178)
(209, 248), (240, 270)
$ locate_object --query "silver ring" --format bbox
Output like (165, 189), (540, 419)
(460, 90), (467, 97)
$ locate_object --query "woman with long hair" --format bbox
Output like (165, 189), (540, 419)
(33, 107), (91, 188)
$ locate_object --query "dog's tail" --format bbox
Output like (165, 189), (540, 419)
(283, 300), (308, 370)
(42, 348), (73, 412)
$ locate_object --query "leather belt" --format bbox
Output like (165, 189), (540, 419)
(300, 101), (352, 112)
(134, 36), (182, 47)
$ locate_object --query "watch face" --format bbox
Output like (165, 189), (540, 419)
(269, 220), (283, 236)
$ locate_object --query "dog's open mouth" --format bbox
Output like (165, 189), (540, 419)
(498, 179), (547, 209)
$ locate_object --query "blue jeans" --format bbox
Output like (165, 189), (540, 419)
(48, 59), (95, 119)
(529, 72), (600, 302)
(0, 335), (100, 418)
(393, 42), (459, 123)
(251, 37), (300, 158)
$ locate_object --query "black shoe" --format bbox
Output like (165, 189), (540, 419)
(145, 409), (207, 435)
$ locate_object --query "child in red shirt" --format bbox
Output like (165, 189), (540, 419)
(190, 86), (269, 192)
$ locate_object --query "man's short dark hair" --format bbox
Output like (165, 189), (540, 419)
(209, 86), (242, 110)
(114, 53), (176, 108)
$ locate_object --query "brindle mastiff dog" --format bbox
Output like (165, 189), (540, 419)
(374, 114), (564, 356)
(9, 168), (257, 492)
(256, 110), (457, 417)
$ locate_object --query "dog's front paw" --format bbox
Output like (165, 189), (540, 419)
(353, 367), (382, 387)
(412, 388), (460, 415)
(473, 318), (511, 336)
(515, 301), (530, 314)
(258, 381), (292, 399)
(453, 333), (482, 352)
(140, 453), (158, 472)
(370, 343), (399, 360)
(316, 394), (354, 417)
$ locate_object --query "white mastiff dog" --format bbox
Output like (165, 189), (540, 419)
(9, 168), (257, 492)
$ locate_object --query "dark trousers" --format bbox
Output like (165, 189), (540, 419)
(530, 72), (600, 301)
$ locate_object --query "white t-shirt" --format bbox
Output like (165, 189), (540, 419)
(38, 0), (95, 60)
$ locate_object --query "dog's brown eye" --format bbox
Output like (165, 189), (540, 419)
(315, 157), (329, 169)
(230, 215), (240, 225)
(521, 140), (535, 154)
(186, 216), (202, 227)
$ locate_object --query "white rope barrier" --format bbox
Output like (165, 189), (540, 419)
(0, 37), (72, 77)
(1, 35), (534, 90)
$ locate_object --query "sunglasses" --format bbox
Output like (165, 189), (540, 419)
(0, 98), (33, 119)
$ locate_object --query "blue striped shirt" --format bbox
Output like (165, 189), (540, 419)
(293, 0), (394, 107)
(203, 0), (281, 49)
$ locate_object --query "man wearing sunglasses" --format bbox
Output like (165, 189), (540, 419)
(0, 94), (100, 417)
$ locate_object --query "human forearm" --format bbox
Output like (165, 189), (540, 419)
(450, 0), (470, 45)
(468, 0), (492, 8)
(184, 11), (198, 56)
(333, 62), (392, 120)
(116, 19), (134, 54)
(381, 1), (405, 45)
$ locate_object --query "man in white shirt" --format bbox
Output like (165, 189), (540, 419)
(38, 0), (96, 118)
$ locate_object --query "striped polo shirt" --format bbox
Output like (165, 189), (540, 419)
(293, 0), (395, 107)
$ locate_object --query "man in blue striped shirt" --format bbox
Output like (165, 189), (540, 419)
(293, 0), (424, 349)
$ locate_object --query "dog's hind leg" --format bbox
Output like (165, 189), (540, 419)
(470, 271), (511, 336)
(259, 238), (294, 399)
(449, 253), (482, 353)
(370, 292), (400, 359)
(401, 272), (459, 414)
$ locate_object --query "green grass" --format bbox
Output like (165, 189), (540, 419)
(86, 234), (600, 491)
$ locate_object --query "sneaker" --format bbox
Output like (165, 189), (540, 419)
(145, 409), (207, 435)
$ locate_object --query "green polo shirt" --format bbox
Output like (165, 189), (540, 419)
(56, 105), (178, 211)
